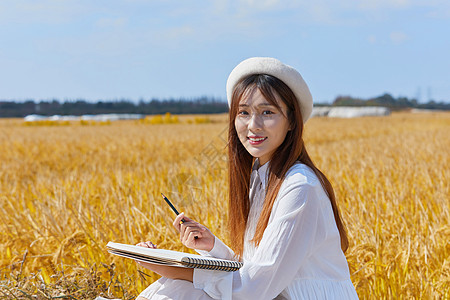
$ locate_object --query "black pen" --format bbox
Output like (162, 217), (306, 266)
(161, 193), (185, 223)
(161, 193), (198, 239)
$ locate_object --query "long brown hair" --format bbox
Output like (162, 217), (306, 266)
(228, 74), (348, 259)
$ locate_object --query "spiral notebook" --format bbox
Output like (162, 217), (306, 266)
(107, 242), (242, 272)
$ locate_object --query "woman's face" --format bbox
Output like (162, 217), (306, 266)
(234, 88), (291, 165)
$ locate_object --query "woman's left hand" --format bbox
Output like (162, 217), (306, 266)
(136, 241), (157, 249)
(134, 241), (193, 281)
(134, 241), (158, 270)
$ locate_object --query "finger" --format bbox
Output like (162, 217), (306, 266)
(183, 223), (207, 234)
(178, 217), (198, 237)
(173, 212), (185, 231)
(179, 221), (188, 243)
(187, 231), (202, 244)
(180, 214), (194, 222)
(145, 241), (157, 248)
(185, 228), (203, 239)
(195, 227), (206, 239)
(179, 223), (200, 244)
(183, 225), (204, 240)
(194, 226), (207, 239)
(137, 241), (156, 248)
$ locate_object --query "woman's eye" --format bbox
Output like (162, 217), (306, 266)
(263, 110), (274, 115)
(238, 110), (249, 115)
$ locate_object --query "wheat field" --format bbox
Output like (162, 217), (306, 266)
(0, 112), (448, 299)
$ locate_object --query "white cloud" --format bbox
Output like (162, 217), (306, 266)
(159, 25), (195, 42)
(308, 3), (337, 23)
(367, 35), (377, 44)
(358, 0), (411, 10)
(0, 0), (92, 24)
(0, 0), (445, 58)
(390, 31), (409, 44)
(238, 0), (286, 10)
(95, 17), (128, 28)
(426, 7), (450, 19)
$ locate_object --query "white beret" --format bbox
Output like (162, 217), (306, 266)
(226, 57), (313, 123)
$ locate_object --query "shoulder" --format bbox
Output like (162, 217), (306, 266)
(274, 162), (327, 209)
(270, 162), (327, 220)
(283, 162), (321, 188)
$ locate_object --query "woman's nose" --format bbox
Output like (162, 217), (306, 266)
(248, 114), (262, 131)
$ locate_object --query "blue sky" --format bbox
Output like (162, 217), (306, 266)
(0, 0), (449, 104)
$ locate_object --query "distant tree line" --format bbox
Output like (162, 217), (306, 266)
(0, 97), (229, 118)
(0, 93), (448, 118)
(326, 93), (450, 111)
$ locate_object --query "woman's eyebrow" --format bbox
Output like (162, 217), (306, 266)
(238, 103), (275, 107)
(258, 103), (275, 107)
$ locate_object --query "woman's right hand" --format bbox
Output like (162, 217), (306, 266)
(173, 213), (215, 252)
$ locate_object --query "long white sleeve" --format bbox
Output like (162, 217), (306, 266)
(193, 165), (335, 300)
(196, 236), (236, 261)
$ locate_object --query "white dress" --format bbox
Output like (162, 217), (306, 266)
(138, 161), (359, 299)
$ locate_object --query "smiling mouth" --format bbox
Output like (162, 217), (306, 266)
(248, 136), (267, 144)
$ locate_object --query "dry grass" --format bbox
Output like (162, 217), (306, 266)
(0, 112), (448, 299)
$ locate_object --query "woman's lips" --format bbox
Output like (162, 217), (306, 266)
(248, 136), (267, 145)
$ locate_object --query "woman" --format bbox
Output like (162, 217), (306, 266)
(136, 57), (359, 299)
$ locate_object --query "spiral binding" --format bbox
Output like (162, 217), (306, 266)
(181, 257), (243, 272)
